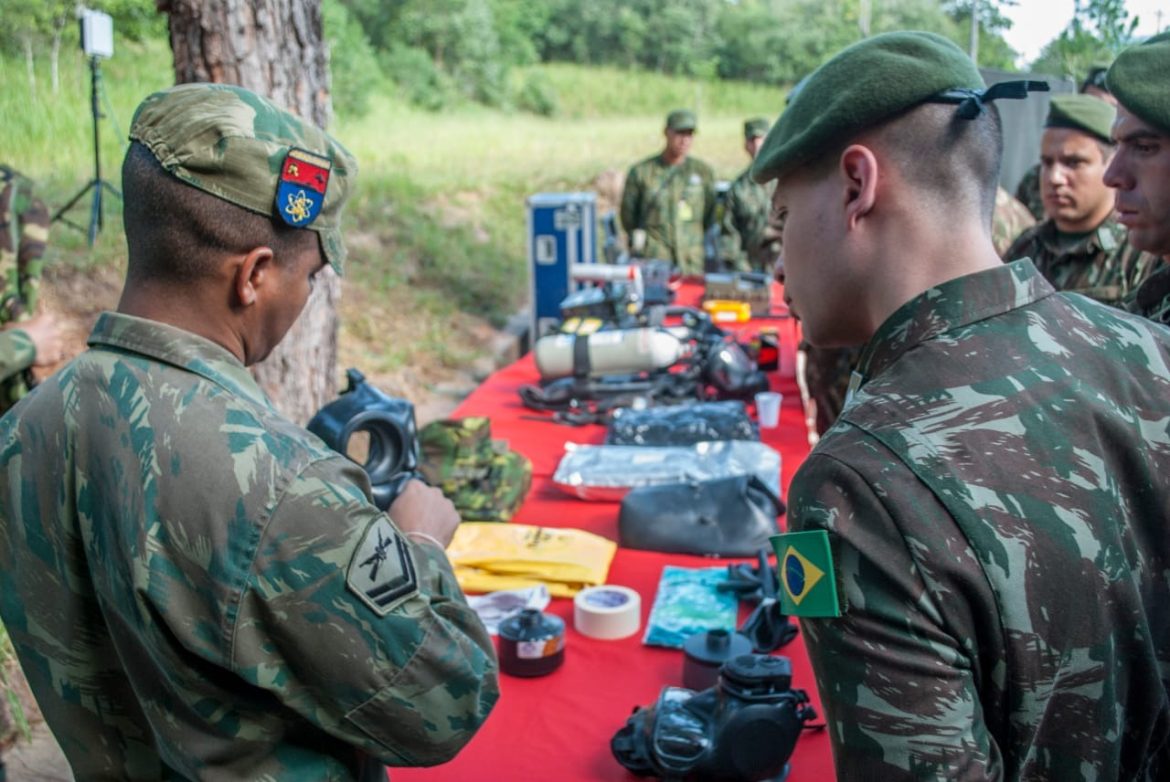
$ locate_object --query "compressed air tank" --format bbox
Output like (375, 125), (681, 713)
(534, 328), (690, 379)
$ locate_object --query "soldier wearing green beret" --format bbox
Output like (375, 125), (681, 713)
(0, 84), (498, 780)
(1105, 32), (1170, 326)
(718, 117), (782, 273)
(620, 109), (716, 274)
(1014, 65), (1118, 221)
(761, 31), (1170, 779)
(0, 166), (64, 408)
(1004, 94), (1165, 305)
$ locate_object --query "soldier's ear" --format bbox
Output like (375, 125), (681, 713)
(235, 246), (275, 307)
(839, 145), (878, 231)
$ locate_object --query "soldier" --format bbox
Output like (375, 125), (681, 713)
(620, 109), (716, 274)
(1015, 65), (1117, 220)
(0, 84), (498, 780)
(761, 31), (1170, 779)
(0, 166), (64, 407)
(719, 117), (782, 273)
(1105, 33), (1170, 326)
(1004, 94), (1164, 305)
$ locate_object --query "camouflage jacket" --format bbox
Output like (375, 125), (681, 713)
(719, 165), (780, 273)
(620, 154), (715, 274)
(991, 186), (1035, 257)
(1013, 162), (1043, 221)
(1004, 216), (1167, 306)
(0, 312), (499, 781)
(788, 260), (1170, 781)
(0, 166), (49, 404)
(1128, 262), (1170, 327)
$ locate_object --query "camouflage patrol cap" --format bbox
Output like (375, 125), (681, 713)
(744, 118), (769, 139)
(752, 31), (985, 185)
(1045, 94), (1116, 144)
(128, 83), (357, 274)
(666, 109), (698, 132)
(1106, 32), (1170, 135)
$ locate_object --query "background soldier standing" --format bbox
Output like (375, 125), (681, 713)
(719, 117), (782, 273)
(761, 31), (1170, 779)
(620, 109), (715, 274)
(1004, 94), (1164, 305)
(0, 165), (63, 409)
(1105, 33), (1170, 326)
(0, 84), (497, 781)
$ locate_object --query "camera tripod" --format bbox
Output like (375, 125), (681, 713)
(53, 55), (121, 246)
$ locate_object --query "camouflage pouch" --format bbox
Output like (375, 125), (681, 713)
(419, 418), (533, 522)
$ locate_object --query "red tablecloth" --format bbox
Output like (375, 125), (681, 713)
(394, 282), (835, 782)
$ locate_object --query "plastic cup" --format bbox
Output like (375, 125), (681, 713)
(755, 391), (782, 428)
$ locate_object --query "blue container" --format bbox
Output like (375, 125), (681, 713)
(527, 192), (597, 339)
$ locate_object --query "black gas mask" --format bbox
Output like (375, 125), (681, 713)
(307, 368), (421, 509)
(611, 654), (817, 782)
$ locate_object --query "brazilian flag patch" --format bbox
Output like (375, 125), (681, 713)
(771, 530), (841, 618)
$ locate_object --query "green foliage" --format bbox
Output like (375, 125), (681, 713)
(513, 70), (559, 117)
(322, 0), (385, 118)
(1029, 0), (1139, 79)
(381, 45), (458, 111)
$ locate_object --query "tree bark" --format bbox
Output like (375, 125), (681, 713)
(158, 0), (339, 424)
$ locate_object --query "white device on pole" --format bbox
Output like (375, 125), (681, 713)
(80, 9), (114, 59)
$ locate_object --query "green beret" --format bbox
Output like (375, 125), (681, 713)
(752, 31), (984, 184)
(744, 117), (770, 139)
(129, 83), (357, 274)
(1107, 32), (1170, 135)
(666, 109), (697, 132)
(1045, 94), (1116, 143)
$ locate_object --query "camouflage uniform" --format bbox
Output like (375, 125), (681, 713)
(1004, 215), (1166, 306)
(991, 186), (1035, 256)
(801, 344), (861, 436)
(620, 154), (715, 274)
(0, 84), (498, 781)
(719, 167), (780, 273)
(1129, 264), (1170, 326)
(788, 259), (1170, 780)
(0, 166), (50, 405)
(1013, 162), (1043, 220)
(0, 313), (499, 780)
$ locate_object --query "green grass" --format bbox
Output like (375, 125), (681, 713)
(1, 40), (788, 333)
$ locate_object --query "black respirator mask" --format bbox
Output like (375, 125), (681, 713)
(307, 368), (421, 509)
(611, 654), (818, 782)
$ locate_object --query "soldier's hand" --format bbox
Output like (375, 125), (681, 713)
(20, 311), (66, 367)
(388, 479), (461, 549)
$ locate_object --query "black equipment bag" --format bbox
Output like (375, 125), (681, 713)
(618, 474), (784, 557)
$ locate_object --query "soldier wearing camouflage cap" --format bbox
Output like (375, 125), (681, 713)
(0, 165), (65, 408)
(760, 31), (1170, 779)
(620, 109), (716, 273)
(718, 117), (783, 273)
(0, 83), (498, 780)
(1105, 32), (1170, 326)
(1004, 94), (1166, 306)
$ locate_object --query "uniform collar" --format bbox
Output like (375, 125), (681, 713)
(87, 311), (274, 410)
(1036, 216), (1122, 257)
(854, 259), (1055, 390)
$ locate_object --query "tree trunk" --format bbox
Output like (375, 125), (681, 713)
(158, 0), (339, 424)
(968, 0), (980, 62)
(23, 37), (35, 97)
(50, 28), (61, 94)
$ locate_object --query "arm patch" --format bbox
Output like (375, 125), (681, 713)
(347, 517), (419, 616)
